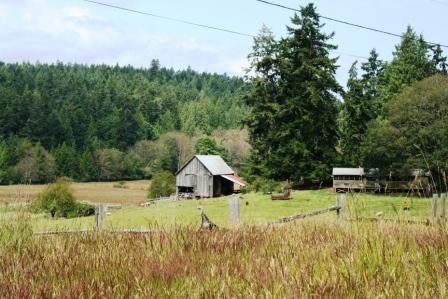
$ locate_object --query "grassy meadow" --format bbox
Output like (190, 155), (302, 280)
(0, 181), (437, 232)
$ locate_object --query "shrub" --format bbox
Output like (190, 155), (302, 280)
(77, 203), (96, 217)
(148, 171), (176, 199)
(250, 176), (287, 194)
(32, 178), (95, 218)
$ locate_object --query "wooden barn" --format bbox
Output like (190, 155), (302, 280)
(176, 155), (247, 198)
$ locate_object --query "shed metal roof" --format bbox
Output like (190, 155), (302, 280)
(195, 155), (234, 175)
(332, 168), (364, 176)
(221, 174), (247, 186)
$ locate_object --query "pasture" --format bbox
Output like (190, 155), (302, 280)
(0, 180), (150, 205)
(0, 181), (445, 297)
(0, 181), (436, 232)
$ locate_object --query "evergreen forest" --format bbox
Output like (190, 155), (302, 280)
(1, 3), (448, 188)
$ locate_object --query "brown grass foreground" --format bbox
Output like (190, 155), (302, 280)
(1, 219), (447, 298)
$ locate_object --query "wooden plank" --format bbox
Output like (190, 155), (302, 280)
(270, 206), (340, 224)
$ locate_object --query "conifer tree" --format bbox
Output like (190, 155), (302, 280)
(380, 26), (445, 104)
(246, 4), (342, 184)
(340, 50), (385, 166)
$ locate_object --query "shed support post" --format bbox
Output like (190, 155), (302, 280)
(441, 193), (446, 219)
(432, 194), (438, 219)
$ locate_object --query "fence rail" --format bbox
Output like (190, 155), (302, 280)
(31, 192), (448, 235)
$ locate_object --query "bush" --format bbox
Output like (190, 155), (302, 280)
(148, 171), (176, 199)
(32, 179), (95, 218)
(77, 203), (96, 217)
(250, 177), (288, 194)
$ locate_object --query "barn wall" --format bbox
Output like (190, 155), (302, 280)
(176, 157), (213, 197)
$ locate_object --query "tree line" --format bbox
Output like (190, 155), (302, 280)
(0, 61), (250, 184)
(1, 2), (447, 189)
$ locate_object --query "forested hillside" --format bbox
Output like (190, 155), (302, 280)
(0, 60), (250, 184)
(2, 4), (448, 188)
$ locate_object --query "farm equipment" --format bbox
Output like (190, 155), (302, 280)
(271, 189), (291, 200)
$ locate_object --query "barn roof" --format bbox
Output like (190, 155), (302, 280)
(196, 155), (234, 175)
(332, 168), (364, 176)
(176, 155), (234, 176)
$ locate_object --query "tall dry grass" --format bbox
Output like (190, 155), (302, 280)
(0, 218), (447, 298)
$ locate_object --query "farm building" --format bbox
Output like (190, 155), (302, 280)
(384, 169), (431, 193)
(332, 168), (365, 192)
(333, 167), (431, 194)
(176, 155), (247, 198)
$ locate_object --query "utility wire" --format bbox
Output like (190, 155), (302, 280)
(255, 0), (448, 49)
(81, 0), (370, 61)
(82, 0), (254, 37)
(429, 0), (448, 5)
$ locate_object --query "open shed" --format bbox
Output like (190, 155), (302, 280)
(176, 155), (247, 198)
(332, 167), (365, 192)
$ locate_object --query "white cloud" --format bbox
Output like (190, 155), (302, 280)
(0, 0), (247, 75)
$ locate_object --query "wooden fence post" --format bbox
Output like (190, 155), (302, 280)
(441, 193), (446, 219)
(335, 194), (340, 218)
(432, 194), (438, 219)
(229, 196), (241, 225)
(340, 193), (346, 218)
(95, 204), (105, 229)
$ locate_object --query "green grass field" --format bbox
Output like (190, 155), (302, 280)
(0, 182), (435, 232)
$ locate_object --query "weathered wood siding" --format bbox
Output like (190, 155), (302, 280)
(176, 157), (213, 197)
(333, 178), (365, 191)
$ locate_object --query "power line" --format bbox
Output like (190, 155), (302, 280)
(429, 0), (448, 5)
(255, 0), (448, 49)
(81, 0), (370, 61)
(82, 0), (254, 38)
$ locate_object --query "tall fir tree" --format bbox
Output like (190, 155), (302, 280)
(340, 63), (365, 166)
(340, 50), (385, 166)
(245, 25), (282, 178)
(246, 4), (342, 184)
(379, 26), (446, 104)
(53, 143), (78, 179)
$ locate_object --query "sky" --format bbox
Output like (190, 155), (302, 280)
(0, 0), (447, 85)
